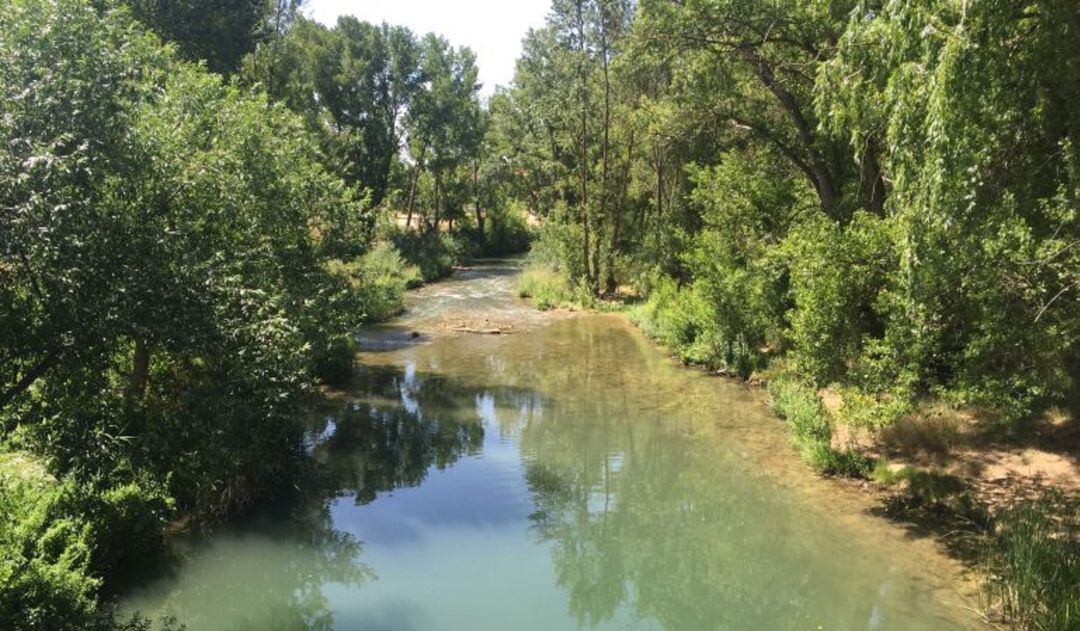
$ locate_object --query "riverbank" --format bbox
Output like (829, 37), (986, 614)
(516, 266), (1080, 629)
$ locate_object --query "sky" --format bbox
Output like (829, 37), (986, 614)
(305, 0), (552, 97)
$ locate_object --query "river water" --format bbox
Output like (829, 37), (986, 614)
(121, 260), (980, 630)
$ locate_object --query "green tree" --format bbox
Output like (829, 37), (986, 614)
(818, 0), (1080, 413)
(126, 0), (294, 74)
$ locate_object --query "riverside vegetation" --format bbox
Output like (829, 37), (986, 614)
(0, 0), (529, 627)
(508, 0), (1080, 628)
(1, 0), (1078, 629)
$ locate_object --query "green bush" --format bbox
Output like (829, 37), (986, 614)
(355, 243), (422, 317)
(0, 473), (99, 629)
(482, 201), (534, 255)
(625, 151), (805, 378)
(312, 242), (420, 383)
(0, 464), (177, 630)
(630, 276), (764, 378)
(783, 211), (891, 387)
(527, 204), (587, 281)
(384, 227), (473, 282)
(631, 278), (706, 359)
(309, 333), (358, 386)
(70, 476), (173, 585)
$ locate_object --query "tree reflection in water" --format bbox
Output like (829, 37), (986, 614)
(126, 320), (965, 631)
(311, 365), (486, 505)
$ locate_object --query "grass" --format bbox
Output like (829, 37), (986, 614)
(766, 377), (872, 477)
(516, 265), (577, 310)
(0, 451), (54, 485)
(869, 459), (916, 486)
(984, 493), (1080, 630)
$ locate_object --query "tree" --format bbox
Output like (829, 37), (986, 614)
(125, 0), (292, 74)
(405, 34), (483, 230)
(817, 0), (1080, 412)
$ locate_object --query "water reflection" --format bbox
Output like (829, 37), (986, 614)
(312, 366), (485, 505)
(123, 315), (973, 630)
(122, 504), (370, 631)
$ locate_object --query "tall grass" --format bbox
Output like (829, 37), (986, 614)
(767, 377), (872, 477)
(984, 493), (1080, 630)
(517, 266), (574, 310)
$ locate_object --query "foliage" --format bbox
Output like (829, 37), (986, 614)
(0, 0), (390, 621)
(245, 14), (490, 236)
(4, 0), (1080, 623)
(126, 0), (292, 73)
(355, 243), (423, 320)
(508, 0), (1080, 427)
(783, 211), (892, 386)
(629, 278), (729, 370)
(0, 473), (98, 629)
(382, 226), (470, 282)
(0, 460), (174, 630)
(481, 201), (535, 256)
(818, 0), (1080, 420)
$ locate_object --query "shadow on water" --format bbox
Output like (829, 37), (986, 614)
(123, 364), (511, 630)
(121, 503), (371, 631)
(310, 365), (491, 505)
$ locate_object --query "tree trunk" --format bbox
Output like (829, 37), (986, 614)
(654, 146), (664, 221)
(432, 170), (441, 232)
(473, 162), (485, 246)
(405, 168), (418, 230)
(860, 137), (887, 215)
(576, 0), (592, 287)
(406, 147), (426, 231)
(128, 337), (149, 399)
(744, 49), (842, 218)
(596, 15), (611, 293)
(0, 350), (59, 411)
(606, 126), (634, 294)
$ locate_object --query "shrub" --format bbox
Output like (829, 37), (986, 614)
(629, 265), (772, 378)
(384, 227), (471, 282)
(68, 476), (173, 585)
(355, 243), (422, 317)
(0, 461), (178, 630)
(482, 201), (534, 255)
(0, 473), (100, 629)
(309, 333), (358, 386)
(783, 211), (891, 386)
(312, 242), (420, 384)
(527, 204), (587, 280)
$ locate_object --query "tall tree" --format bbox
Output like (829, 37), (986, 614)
(126, 0), (291, 74)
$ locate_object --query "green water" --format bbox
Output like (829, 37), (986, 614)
(121, 261), (978, 630)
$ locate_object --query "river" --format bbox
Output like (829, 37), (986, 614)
(120, 259), (980, 630)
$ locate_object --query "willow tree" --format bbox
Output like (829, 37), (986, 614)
(633, 0), (886, 220)
(817, 0), (1080, 414)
